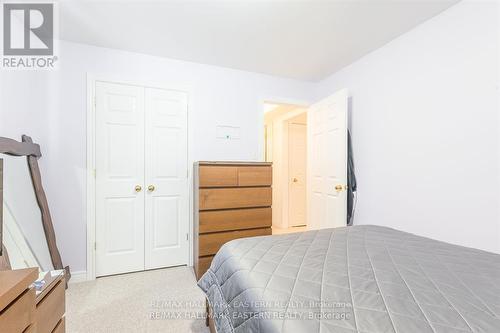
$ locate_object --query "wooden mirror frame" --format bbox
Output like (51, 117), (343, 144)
(0, 135), (70, 281)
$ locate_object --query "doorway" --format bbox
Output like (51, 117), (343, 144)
(263, 103), (308, 234)
(263, 89), (350, 234)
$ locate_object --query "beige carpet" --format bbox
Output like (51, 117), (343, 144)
(272, 225), (307, 235)
(67, 266), (210, 333)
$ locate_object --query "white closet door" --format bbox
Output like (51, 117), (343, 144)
(95, 82), (145, 277)
(144, 88), (189, 269)
(307, 89), (348, 230)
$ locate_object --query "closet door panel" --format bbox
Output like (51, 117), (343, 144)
(95, 82), (145, 277)
(145, 88), (189, 269)
(151, 196), (179, 248)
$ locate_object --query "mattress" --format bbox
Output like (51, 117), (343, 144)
(198, 225), (500, 333)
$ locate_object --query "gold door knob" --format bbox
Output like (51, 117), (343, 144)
(148, 185), (155, 192)
(335, 185), (343, 191)
(292, 178), (298, 183)
(135, 185), (142, 192)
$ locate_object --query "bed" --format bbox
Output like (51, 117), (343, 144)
(198, 225), (500, 333)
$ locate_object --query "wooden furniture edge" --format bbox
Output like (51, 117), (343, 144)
(35, 271), (64, 305)
(52, 317), (65, 333)
(0, 268), (38, 311)
(0, 136), (69, 283)
(196, 161), (272, 166)
(35, 274), (65, 333)
(0, 137), (41, 157)
(193, 164), (200, 279)
(23, 136), (67, 280)
(0, 245), (11, 271)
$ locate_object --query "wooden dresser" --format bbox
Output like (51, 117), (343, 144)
(0, 268), (37, 333)
(35, 271), (65, 333)
(0, 268), (65, 333)
(194, 162), (272, 279)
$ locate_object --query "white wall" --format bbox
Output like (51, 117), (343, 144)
(0, 42), (315, 272)
(316, 0), (500, 253)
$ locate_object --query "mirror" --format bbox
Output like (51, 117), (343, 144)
(2, 154), (54, 271)
(0, 136), (68, 280)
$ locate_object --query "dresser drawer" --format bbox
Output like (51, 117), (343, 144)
(238, 166), (272, 186)
(199, 227), (271, 256)
(0, 287), (35, 333)
(52, 317), (65, 333)
(199, 188), (272, 210)
(23, 324), (35, 333)
(199, 166), (238, 187)
(199, 208), (272, 233)
(196, 255), (215, 279)
(36, 279), (65, 333)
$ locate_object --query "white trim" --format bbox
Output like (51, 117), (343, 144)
(86, 74), (194, 281)
(68, 270), (88, 284)
(86, 75), (96, 281)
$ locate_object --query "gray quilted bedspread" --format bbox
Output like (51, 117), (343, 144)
(198, 225), (500, 333)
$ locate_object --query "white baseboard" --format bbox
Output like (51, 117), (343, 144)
(68, 270), (88, 284)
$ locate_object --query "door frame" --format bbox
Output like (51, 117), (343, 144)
(86, 74), (194, 281)
(260, 99), (309, 230)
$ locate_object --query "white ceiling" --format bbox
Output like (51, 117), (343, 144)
(59, 0), (459, 81)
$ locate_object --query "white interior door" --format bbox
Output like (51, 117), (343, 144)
(307, 89), (348, 230)
(288, 122), (307, 227)
(144, 88), (189, 269)
(95, 82), (145, 277)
